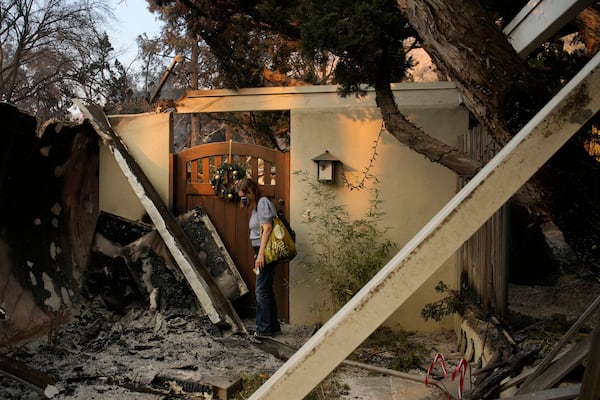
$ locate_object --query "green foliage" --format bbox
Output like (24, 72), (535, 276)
(152, 0), (415, 92)
(420, 281), (463, 322)
(296, 171), (395, 309)
(300, 0), (415, 93)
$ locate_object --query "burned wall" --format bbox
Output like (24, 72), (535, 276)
(108, 206), (248, 313)
(0, 103), (100, 344)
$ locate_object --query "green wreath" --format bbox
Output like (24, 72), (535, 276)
(211, 163), (246, 200)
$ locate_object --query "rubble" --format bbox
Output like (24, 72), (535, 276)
(2, 99), (599, 399)
(0, 299), (306, 399)
(88, 208), (248, 315)
(74, 101), (246, 331)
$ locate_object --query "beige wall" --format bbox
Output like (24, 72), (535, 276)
(289, 104), (467, 331)
(100, 112), (172, 221)
(102, 84), (468, 332)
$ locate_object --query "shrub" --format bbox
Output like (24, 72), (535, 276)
(296, 171), (395, 309)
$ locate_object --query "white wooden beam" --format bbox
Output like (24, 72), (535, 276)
(74, 101), (247, 332)
(175, 82), (461, 113)
(504, 0), (594, 57)
(248, 50), (600, 400)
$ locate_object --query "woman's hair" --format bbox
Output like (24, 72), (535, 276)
(235, 178), (260, 208)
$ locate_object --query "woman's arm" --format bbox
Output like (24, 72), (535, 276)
(256, 222), (273, 271)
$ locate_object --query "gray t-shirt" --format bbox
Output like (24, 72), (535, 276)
(249, 197), (277, 247)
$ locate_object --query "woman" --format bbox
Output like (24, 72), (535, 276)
(235, 178), (281, 338)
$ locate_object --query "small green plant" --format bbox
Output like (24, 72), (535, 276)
(296, 171), (395, 309)
(420, 281), (463, 322)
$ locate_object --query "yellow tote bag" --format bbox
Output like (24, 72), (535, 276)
(262, 216), (297, 264)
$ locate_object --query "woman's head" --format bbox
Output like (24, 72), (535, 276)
(235, 178), (260, 208)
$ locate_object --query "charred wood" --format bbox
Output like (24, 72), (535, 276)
(0, 355), (58, 397)
(88, 206), (248, 314)
(0, 103), (99, 344)
(76, 101), (245, 330)
(463, 346), (541, 400)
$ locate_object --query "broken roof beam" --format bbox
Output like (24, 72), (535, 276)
(73, 100), (245, 333)
(247, 49), (600, 400)
(503, 0), (594, 57)
(174, 82), (461, 113)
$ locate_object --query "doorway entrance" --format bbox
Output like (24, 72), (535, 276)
(172, 141), (291, 320)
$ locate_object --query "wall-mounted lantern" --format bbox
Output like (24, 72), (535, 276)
(312, 150), (341, 183)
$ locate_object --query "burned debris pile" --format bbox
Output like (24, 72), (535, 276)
(2, 101), (600, 399)
(0, 299), (282, 399)
(86, 207), (248, 316)
(0, 102), (258, 398)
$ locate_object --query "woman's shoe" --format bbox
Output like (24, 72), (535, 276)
(253, 331), (272, 339)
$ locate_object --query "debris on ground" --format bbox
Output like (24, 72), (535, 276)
(0, 296), (460, 399)
(0, 299), (310, 399)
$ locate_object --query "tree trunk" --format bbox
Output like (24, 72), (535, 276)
(397, 0), (528, 147)
(382, 0), (544, 206)
(375, 85), (482, 176)
(393, 0), (600, 271)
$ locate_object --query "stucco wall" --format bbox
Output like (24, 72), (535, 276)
(100, 113), (172, 221)
(101, 84), (468, 332)
(289, 105), (467, 331)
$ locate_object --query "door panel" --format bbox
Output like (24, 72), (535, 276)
(173, 142), (290, 321)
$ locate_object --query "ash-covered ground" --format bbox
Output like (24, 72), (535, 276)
(0, 298), (314, 399)
(0, 296), (458, 400)
(3, 272), (595, 400)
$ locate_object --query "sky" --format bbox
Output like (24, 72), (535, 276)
(107, 0), (164, 68)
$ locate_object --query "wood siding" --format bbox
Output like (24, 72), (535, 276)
(458, 124), (508, 316)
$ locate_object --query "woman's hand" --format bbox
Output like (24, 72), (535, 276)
(255, 250), (265, 269)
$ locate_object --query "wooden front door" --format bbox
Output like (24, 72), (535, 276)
(172, 142), (290, 321)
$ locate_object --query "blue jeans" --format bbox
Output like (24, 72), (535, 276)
(254, 254), (280, 335)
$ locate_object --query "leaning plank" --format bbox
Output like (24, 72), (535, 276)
(518, 293), (600, 391)
(503, 0), (593, 57)
(494, 383), (581, 400)
(580, 313), (600, 400)
(73, 100), (246, 333)
(120, 206), (248, 303)
(184, 206), (248, 299)
(518, 335), (590, 394)
(498, 346), (575, 392)
(247, 49), (600, 400)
